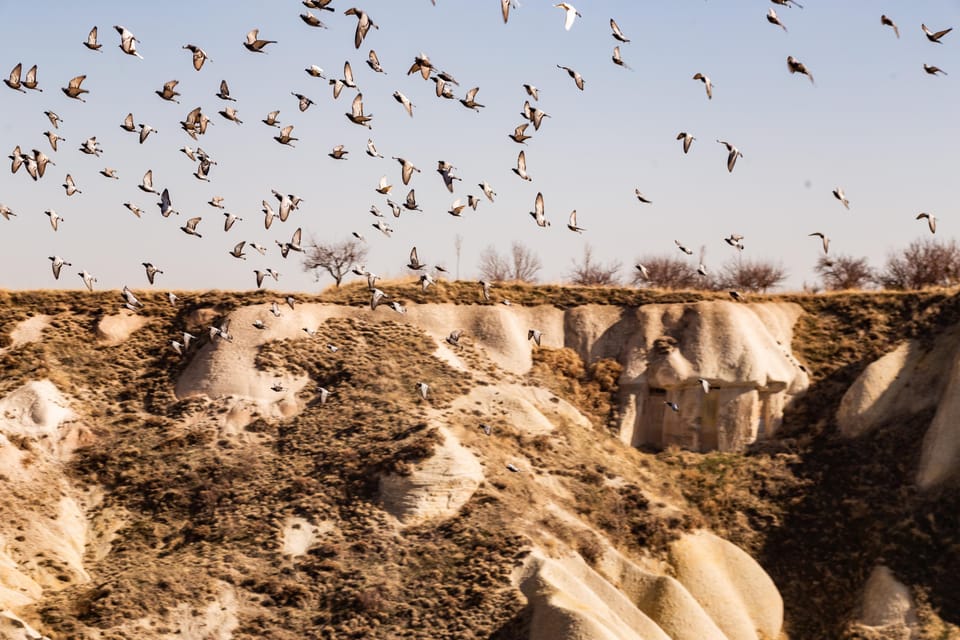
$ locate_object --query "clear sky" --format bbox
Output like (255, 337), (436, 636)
(0, 1), (958, 292)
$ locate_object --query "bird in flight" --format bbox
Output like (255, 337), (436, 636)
(808, 232), (830, 254)
(767, 9), (787, 32)
(529, 192), (550, 227)
(787, 56), (815, 84)
(716, 140), (743, 173)
(916, 213), (936, 234)
(610, 18), (630, 42)
(114, 25), (143, 59)
(244, 28), (277, 53)
(555, 3), (581, 31)
(184, 44), (212, 71)
(922, 24), (952, 44)
(833, 187), (850, 209)
(880, 15), (899, 39)
(557, 65), (585, 90)
(692, 73), (713, 100)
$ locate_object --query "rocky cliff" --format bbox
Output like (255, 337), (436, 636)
(0, 285), (957, 639)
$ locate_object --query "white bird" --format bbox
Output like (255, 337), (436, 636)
(530, 192), (549, 227)
(49, 255), (72, 280)
(224, 212), (242, 231)
(675, 240), (694, 255)
(555, 3), (581, 31)
(419, 272), (435, 291)
(809, 232), (830, 254)
(366, 139), (383, 158)
(139, 169), (157, 194)
(676, 132), (695, 154)
(84, 26), (102, 51)
(480, 181), (497, 202)
(393, 90), (414, 117)
(693, 73), (713, 100)
(370, 288), (387, 310)
(635, 189), (652, 204)
(393, 157), (420, 185)
(716, 140), (743, 173)
(698, 378), (711, 394)
(229, 241), (247, 259)
(916, 212), (937, 234)
(567, 210), (585, 233)
(62, 174), (81, 196)
(833, 187), (850, 210)
(528, 329), (542, 346)
(142, 262), (163, 284)
(415, 381), (429, 400)
(44, 210), (62, 231)
(114, 25), (143, 59)
(635, 264), (649, 280)
(512, 150), (532, 181)
(79, 270), (97, 291)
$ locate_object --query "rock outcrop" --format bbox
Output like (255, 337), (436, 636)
(517, 531), (783, 640)
(177, 301), (808, 454)
(837, 322), (960, 488)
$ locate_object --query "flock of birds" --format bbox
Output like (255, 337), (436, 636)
(0, 2), (954, 400)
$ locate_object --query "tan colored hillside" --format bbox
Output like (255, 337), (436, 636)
(0, 283), (958, 639)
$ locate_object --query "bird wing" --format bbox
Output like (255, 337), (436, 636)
(351, 92), (364, 117)
(143, 169), (153, 188)
(401, 160), (413, 185)
(246, 29), (259, 44)
(535, 192), (544, 217)
(563, 6), (577, 31)
(344, 60), (355, 85)
(501, 0), (510, 23)
(69, 75), (86, 89)
(291, 227), (302, 246)
(466, 86), (479, 102)
(517, 150), (527, 173)
(410, 246), (419, 266)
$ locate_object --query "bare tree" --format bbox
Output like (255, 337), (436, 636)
(814, 254), (874, 291)
(632, 255), (699, 289)
(302, 238), (368, 288)
(713, 257), (787, 293)
(478, 242), (542, 283)
(877, 238), (960, 290)
(567, 244), (622, 285)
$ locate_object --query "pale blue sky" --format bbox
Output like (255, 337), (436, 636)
(0, 1), (958, 291)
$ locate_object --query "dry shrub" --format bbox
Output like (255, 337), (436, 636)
(814, 254), (875, 291)
(567, 244), (622, 286)
(632, 255), (698, 289)
(877, 238), (960, 290)
(478, 242), (542, 283)
(528, 348), (622, 430)
(713, 257), (788, 293)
